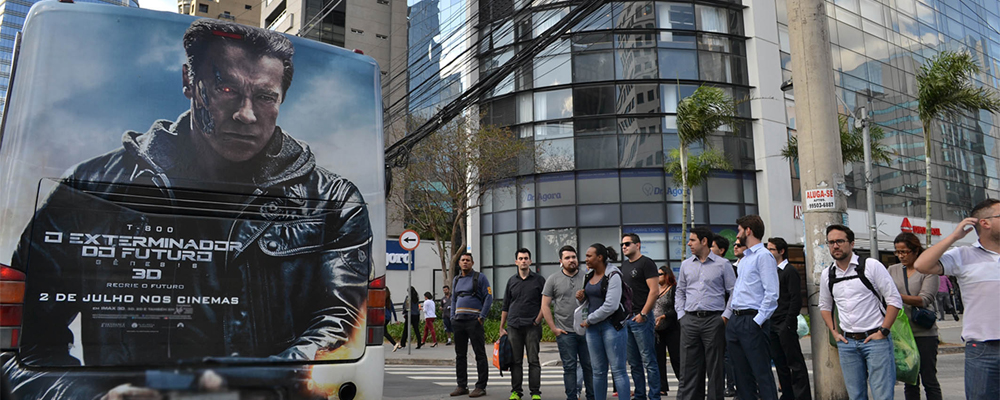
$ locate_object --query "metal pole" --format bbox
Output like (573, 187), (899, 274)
(786, 0), (850, 397)
(859, 106), (879, 258)
(407, 249), (413, 355)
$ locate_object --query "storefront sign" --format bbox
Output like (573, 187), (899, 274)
(900, 218), (941, 236)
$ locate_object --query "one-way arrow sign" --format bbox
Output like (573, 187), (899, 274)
(399, 230), (420, 251)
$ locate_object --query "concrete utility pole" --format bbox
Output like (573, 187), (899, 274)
(786, 0), (849, 398)
(858, 106), (879, 256)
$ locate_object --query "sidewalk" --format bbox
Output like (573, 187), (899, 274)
(385, 319), (966, 365)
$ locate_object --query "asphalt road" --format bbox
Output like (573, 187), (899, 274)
(384, 352), (968, 400)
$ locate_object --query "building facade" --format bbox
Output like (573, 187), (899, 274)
(0, 0), (139, 116)
(178, 0), (260, 27)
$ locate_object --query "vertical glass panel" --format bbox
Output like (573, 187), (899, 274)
(534, 8), (569, 37)
(619, 134), (664, 168)
(656, 2), (695, 30)
(864, 34), (888, 60)
(519, 209), (536, 230)
(574, 86), (616, 116)
(572, 33), (614, 51)
(709, 204), (741, 225)
(668, 225), (684, 260)
(696, 5), (729, 33)
(535, 122), (574, 139)
(536, 172), (577, 206)
(540, 228), (577, 264)
(619, 117), (663, 135)
(575, 117), (618, 135)
(576, 136), (619, 170)
(482, 189), (493, 213)
(572, 51), (616, 83)
(579, 227), (622, 252)
(494, 266), (515, 298)
(624, 226), (667, 260)
(539, 206), (577, 228)
(520, 231), (536, 262)
(621, 169), (665, 202)
(534, 89), (573, 120)
(516, 63), (534, 91)
(495, 231), (518, 264)
(574, 3), (613, 31)
(482, 213), (494, 234)
(517, 93), (533, 124)
(616, 1), (656, 29)
(616, 49), (659, 80)
(658, 31), (697, 49)
(494, 210), (518, 233)
(536, 139), (575, 173)
(617, 84), (661, 114)
(663, 174), (684, 202)
(534, 54), (572, 87)
(579, 204), (621, 226)
(699, 52), (733, 83)
(489, 96), (517, 126)
(743, 174), (757, 204)
(518, 177), (536, 208)
(493, 180), (517, 211)
(578, 171), (621, 203)
(622, 203), (665, 224)
(482, 235), (494, 266)
(707, 173), (741, 202)
(658, 50), (698, 80)
(667, 203), (707, 224)
(838, 22), (864, 54)
(494, 20), (514, 48)
(858, 0), (882, 24)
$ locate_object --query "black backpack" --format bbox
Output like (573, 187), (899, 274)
(587, 269), (634, 330)
(827, 256), (886, 315)
(495, 333), (513, 377)
(454, 271), (486, 302)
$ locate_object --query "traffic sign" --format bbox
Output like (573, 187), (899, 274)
(399, 230), (420, 251)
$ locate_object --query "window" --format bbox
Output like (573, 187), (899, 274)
(619, 134), (663, 168)
(617, 84), (660, 115)
(656, 2), (695, 30)
(351, 28), (364, 35)
(615, 48), (658, 80)
(573, 51), (615, 83)
(620, 169), (664, 202)
(573, 86), (615, 116)
(245, 4), (252, 9)
(576, 136), (619, 170)
(376, 34), (389, 40)
(198, 3), (208, 12)
(534, 54), (572, 87)
(534, 89), (573, 120)
(658, 50), (697, 80)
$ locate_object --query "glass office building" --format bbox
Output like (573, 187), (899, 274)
(0, 0), (139, 115)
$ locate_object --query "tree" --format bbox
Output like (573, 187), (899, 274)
(665, 86), (738, 257)
(389, 113), (530, 285)
(916, 51), (1000, 245)
(780, 114), (893, 164)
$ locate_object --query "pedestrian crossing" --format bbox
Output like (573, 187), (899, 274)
(384, 365), (681, 387)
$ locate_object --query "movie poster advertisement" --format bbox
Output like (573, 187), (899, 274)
(0, 2), (385, 398)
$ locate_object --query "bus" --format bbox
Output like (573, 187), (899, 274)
(0, 2), (387, 398)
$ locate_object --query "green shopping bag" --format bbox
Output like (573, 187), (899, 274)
(891, 309), (920, 385)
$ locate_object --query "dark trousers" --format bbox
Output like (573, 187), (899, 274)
(768, 322), (811, 400)
(655, 327), (681, 392)
(454, 318), (489, 390)
(726, 314), (778, 400)
(400, 313), (421, 347)
(905, 336), (942, 400)
(678, 313), (726, 400)
(384, 319), (396, 346)
(725, 350), (736, 391)
(509, 325), (543, 396)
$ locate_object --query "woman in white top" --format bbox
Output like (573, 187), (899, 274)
(421, 292), (439, 347)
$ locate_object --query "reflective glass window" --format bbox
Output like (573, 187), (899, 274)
(536, 122), (574, 140)
(534, 89), (573, 120)
(517, 93), (533, 124)
(667, 203), (707, 224)
(539, 206), (577, 228)
(578, 171), (621, 203)
(624, 226), (667, 260)
(573, 51), (616, 83)
(579, 204), (620, 226)
(656, 2), (695, 30)
(519, 177), (535, 208)
(580, 227), (622, 251)
(617, 84), (661, 114)
(620, 134), (664, 168)
(575, 118), (618, 135)
(658, 50), (698, 80)
(618, 117), (662, 135)
(536, 139), (575, 173)
(519, 209), (535, 230)
(574, 3), (613, 31)
(534, 55), (572, 87)
(616, 49), (658, 80)
(573, 33), (613, 51)
(482, 235), (494, 266)
(494, 20), (513, 48)
(696, 5), (729, 33)
(520, 231), (536, 260)
(623, 203), (665, 224)
(658, 31), (697, 49)
(482, 213), (494, 234)
(574, 86), (616, 116)
(534, 8), (568, 37)
(536, 172), (577, 206)
(699, 52), (733, 83)
(495, 233), (518, 265)
(494, 181), (517, 211)
(576, 136), (619, 170)
(707, 173), (742, 202)
(495, 210), (518, 232)
(616, 1), (656, 29)
(540, 228), (577, 263)
(621, 169), (665, 202)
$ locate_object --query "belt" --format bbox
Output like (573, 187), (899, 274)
(732, 309), (758, 317)
(844, 328), (880, 340)
(690, 310), (722, 317)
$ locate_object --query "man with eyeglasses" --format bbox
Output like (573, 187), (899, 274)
(915, 198), (1000, 400)
(619, 233), (662, 400)
(766, 237), (810, 400)
(819, 224), (902, 400)
(675, 227), (736, 400)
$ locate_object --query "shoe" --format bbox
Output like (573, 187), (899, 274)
(509, 392), (522, 400)
(416, 343), (423, 349)
(392, 343), (400, 352)
(450, 387), (470, 397)
(724, 388), (737, 397)
(531, 395), (541, 400)
(954, 315), (960, 321)
(447, 339), (453, 345)
(469, 388), (487, 398)
(431, 343), (438, 348)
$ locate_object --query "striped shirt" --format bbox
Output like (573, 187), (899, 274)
(939, 241), (1000, 342)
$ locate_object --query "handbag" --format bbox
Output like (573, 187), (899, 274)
(903, 269), (937, 329)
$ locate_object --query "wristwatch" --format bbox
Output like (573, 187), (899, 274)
(639, 312), (647, 320)
(879, 327), (890, 337)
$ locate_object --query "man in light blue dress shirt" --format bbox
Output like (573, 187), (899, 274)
(722, 215), (780, 400)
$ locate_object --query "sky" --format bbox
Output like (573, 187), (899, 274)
(141, 0), (177, 12)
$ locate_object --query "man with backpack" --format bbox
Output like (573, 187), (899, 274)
(819, 225), (902, 400)
(450, 253), (494, 398)
(675, 227), (736, 400)
(619, 233), (662, 400)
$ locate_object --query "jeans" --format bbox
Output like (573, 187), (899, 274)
(626, 317), (661, 400)
(586, 320), (630, 400)
(904, 336), (941, 400)
(453, 318), (489, 390)
(964, 340), (1000, 400)
(509, 325), (543, 396)
(557, 332), (595, 400)
(836, 335), (895, 400)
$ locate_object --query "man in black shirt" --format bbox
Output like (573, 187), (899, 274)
(766, 237), (811, 400)
(500, 248), (546, 400)
(620, 233), (662, 400)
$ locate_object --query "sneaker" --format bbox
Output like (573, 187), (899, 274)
(447, 339), (453, 345)
(531, 395), (541, 400)
(469, 388), (487, 398)
(450, 387), (470, 397)
(509, 392), (522, 400)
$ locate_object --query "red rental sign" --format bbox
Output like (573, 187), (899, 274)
(900, 218), (941, 236)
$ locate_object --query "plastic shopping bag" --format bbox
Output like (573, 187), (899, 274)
(891, 309), (920, 385)
(796, 314), (809, 338)
(573, 303), (588, 336)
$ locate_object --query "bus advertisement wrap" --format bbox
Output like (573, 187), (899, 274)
(0, 3), (385, 399)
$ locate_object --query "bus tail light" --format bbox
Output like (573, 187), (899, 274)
(1, 264), (24, 349)
(366, 276), (386, 346)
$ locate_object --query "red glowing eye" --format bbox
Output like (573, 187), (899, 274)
(221, 87), (232, 93)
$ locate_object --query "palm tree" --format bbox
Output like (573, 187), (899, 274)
(916, 51), (1000, 245)
(666, 86), (738, 257)
(781, 114), (893, 164)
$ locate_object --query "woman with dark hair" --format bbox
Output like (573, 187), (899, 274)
(653, 266), (681, 395)
(888, 232), (941, 400)
(579, 243), (630, 400)
(396, 286), (423, 350)
(385, 287), (398, 348)
(421, 291), (439, 347)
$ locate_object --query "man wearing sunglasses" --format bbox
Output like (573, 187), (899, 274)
(619, 233), (662, 400)
(915, 198), (1000, 400)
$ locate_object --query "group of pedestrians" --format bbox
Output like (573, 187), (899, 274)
(385, 284), (455, 351)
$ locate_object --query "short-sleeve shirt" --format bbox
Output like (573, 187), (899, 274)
(939, 241), (1000, 342)
(620, 255), (658, 314)
(502, 271), (546, 328)
(543, 269), (585, 333)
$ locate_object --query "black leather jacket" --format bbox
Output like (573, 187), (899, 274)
(12, 112), (372, 368)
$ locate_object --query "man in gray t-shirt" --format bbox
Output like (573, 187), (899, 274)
(541, 245), (594, 400)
